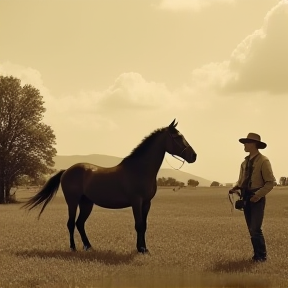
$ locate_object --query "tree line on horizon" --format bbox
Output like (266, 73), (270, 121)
(157, 177), (199, 187)
(209, 178), (288, 188)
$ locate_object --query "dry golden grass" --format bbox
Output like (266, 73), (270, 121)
(0, 186), (288, 288)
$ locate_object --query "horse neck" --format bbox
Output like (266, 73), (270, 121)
(124, 133), (166, 177)
(143, 135), (166, 175)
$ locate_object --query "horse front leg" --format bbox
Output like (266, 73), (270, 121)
(132, 199), (150, 254)
(141, 200), (151, 253)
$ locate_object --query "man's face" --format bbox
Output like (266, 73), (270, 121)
(244, 141), (257, 152)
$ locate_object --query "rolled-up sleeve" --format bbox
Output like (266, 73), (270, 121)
(236, 164), (244, 188)
(255, 159), (276, 198)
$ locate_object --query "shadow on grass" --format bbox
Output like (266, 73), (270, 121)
(211, 259), (257, 273)
(15, 248), (142, 265)
(203, 260), (272, 288)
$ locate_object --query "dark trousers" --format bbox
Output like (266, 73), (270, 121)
(243, 196), (266, 259)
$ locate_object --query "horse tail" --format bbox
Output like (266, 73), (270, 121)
(22, 170), (66, 219)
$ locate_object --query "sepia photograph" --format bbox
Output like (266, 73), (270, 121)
(0, 0), (288, 287)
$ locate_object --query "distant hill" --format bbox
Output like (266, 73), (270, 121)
(53, 154), (212, 187)
(53, 154), (123, 169)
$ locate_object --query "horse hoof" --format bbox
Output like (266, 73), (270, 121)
(70, 247), (77, 252)
(83, 245), (92, 251)
(138, 247), (149, 254)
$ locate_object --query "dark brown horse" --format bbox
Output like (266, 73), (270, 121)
(23, 119), (197, 253)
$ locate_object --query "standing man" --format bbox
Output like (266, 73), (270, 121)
(229, 133), (276, 262)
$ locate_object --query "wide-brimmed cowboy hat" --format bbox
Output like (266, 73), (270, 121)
(239, 133), (267, 149)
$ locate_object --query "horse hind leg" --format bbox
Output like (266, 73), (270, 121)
(67, 202), (78, 251)
(76, 195), (94, 251)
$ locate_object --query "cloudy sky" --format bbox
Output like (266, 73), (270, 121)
(0, 0), (287, 183)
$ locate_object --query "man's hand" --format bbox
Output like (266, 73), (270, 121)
(229, 187), (240, 195)
(250, 195), (261, 202)
(229, 189), (236, 194)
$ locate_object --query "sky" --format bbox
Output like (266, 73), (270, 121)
(0, 0), (287, 183)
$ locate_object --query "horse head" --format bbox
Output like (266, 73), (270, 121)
(165, 119), (197, 164)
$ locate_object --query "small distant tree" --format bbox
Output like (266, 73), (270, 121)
(179, 182), (185, 188)
(157, 177), (166, 186)
(210, 181), (220, 187)
(279, 177), (288, 186)
(157, 177), (184, 187)
(167, 177), (177, 186)
(187, 179), (199, 187)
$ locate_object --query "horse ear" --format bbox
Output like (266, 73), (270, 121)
(169, 119), (176, 128)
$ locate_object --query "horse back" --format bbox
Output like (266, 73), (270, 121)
(60, 162), (157, 208)
(61, 162), (130, 208)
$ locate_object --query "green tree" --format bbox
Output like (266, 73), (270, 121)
(0, 76), (56, 203)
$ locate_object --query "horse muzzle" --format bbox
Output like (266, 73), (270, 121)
(185, 146), (197, 163)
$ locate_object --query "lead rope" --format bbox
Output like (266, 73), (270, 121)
(164, 146), (187, 170)
(228, 190), (241, 213)
(228, 192), (235, 213)
(165, 156), (185, 170)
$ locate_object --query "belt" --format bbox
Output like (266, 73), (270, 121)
(245, 188), (260, 193)
(242, 188), (260, 199)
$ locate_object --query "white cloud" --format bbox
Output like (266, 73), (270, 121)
(190, 61), (233, 91)
(3, 0), (286, 131)
(187, 0), (288, 95)
(225, 0), (288, 94)
(0, 62), (117, 133)
(156, 0), (235, 12)
(42, 72), (176, 116)
(0, 61), (51, 100)
(99, 72), (175, 111)
(0, 64), (184, 148)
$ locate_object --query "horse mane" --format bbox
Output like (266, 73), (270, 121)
(122, 127), (166, 162)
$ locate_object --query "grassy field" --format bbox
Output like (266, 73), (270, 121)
(0, 186), (288, 288)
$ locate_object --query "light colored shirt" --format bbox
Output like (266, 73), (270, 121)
(236, 153), (276, 198)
